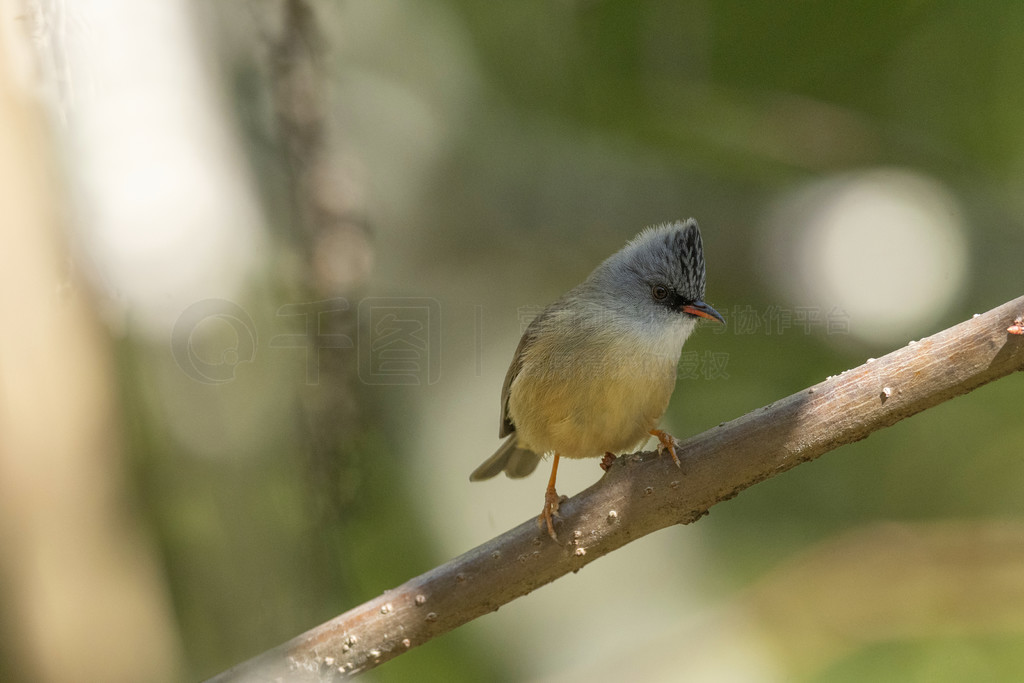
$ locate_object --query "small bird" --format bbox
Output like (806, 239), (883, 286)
(470, 219), (724, 540)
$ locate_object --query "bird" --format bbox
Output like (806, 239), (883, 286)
(469, 219), (724, 540)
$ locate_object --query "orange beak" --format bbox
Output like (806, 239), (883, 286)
(681, 300), (725, 324)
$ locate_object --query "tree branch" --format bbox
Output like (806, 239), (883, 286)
(209, 294), (1024, 681)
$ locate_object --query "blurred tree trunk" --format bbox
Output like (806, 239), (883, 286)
(263, 0), (374, 519)
(0, 6), (182, 681)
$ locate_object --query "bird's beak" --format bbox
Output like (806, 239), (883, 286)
(681, 300), (725, 324)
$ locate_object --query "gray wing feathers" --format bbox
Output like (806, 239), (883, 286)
(469, 435), (543, 481)
(475, 304), (560, 480)
(498, 326), (533, 437)
(499, 305), (561, 437)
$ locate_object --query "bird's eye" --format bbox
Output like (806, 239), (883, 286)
(651, 284), (669, 300)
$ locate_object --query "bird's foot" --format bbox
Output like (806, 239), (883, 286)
(538, 487), (562, 541)
(600, 452), (616, 472)
(650, 429), (681, 468)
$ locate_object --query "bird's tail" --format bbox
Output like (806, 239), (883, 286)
(469, 436), (542, 481)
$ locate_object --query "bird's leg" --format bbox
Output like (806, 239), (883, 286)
(538, 453), (561, 541)
(650, 429), (681, 468)
(600, 452), (616, 472)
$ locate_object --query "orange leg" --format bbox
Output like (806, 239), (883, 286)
(650, 429), (681, 468)
(538, 453), (561, 541)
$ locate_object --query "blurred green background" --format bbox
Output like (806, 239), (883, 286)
(3, 1), (1024, 681)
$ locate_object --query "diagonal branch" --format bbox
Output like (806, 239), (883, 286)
(209, 294), (1024, 681)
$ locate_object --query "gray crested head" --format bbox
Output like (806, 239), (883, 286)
(626, 219), (707, 301)
(582, 219), (716, 324)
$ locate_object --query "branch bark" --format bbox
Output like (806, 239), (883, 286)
(209, 294), (1024, 681)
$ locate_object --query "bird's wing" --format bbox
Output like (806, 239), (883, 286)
(498, 305), (558, 438)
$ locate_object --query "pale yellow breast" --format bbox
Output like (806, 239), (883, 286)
(507, 328), (682, 459)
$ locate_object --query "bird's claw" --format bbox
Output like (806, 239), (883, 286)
(600, 452), (616, 472)
(538, 488), (562, 541)
(650, 429), (681, 468)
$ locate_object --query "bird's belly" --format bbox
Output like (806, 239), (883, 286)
(509, 353), (677, 459)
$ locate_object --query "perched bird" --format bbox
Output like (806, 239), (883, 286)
(470, 219), (724, 540)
